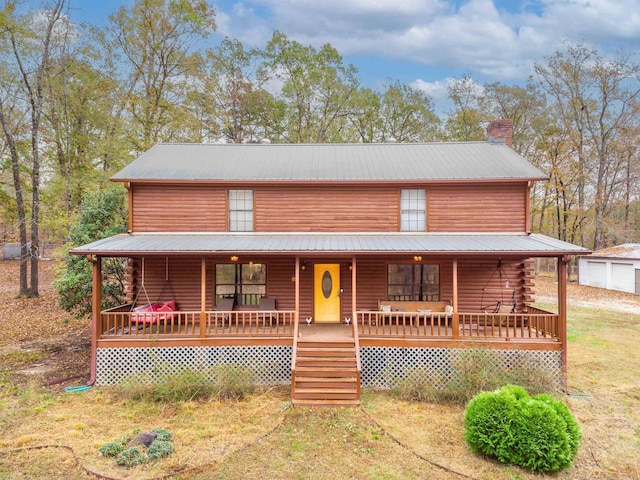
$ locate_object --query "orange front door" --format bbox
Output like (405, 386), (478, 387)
(313, 264), (341, 323)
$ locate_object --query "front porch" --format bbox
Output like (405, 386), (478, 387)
(97, 305), (560, 345)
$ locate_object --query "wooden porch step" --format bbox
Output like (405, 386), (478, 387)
(296, 341), (354, 348)
(292, 388), (358, 400)
(294, 376), (358, 387)
(296, 358), (356, 368)
(297, 347), (355, 356)
(291, 399), (361, 408)
(294, 366), (357, 377)
(292, 336), (360, 407)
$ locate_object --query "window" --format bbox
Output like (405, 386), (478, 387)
(229, 190), (254, 231)
(215, 263), (266, 306)
(387, 263), (439, 301)
(400, 189), (426, 231)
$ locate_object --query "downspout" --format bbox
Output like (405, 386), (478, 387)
(86, 254), (102, 386)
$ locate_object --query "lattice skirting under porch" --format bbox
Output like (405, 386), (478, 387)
(360, 347), (562, 389)
(95, 346), (293, 386)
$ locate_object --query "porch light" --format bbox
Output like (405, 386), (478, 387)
(413, 255), (422, 262)
(300, 261), (308, 271)
(230, 255), (239, 262)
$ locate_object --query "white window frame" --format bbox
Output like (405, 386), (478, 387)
(228, 189), (254, 232)
(400, 189), (426, 232)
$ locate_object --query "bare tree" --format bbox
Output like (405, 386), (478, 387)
(0, 0), (67, 297)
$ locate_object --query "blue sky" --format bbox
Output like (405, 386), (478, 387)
(58, 0), (640, 108)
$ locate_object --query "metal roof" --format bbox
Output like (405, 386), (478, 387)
(111, 142), (547, 183)
(71, 233), (589, 257)
(581, 243), (640, 260)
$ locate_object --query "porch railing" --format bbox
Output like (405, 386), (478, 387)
(206, 310), (295, 336)
(357, 311), (451, 337)
(356, 307), (559, 341)
(100, 308), (295, 338)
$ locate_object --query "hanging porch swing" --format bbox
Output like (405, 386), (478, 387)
(130, 257), (179, 324)
(480, 258), (516, 314)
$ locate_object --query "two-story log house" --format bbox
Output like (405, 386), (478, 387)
(72, 120), (589, 406)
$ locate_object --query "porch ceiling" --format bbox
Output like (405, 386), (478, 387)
(70, 232), (590, 257)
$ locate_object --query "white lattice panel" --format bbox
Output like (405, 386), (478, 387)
(96, 346), (292, 386)
(360, 347), (561, 389)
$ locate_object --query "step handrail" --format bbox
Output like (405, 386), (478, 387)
(351, 313), (362, 398)
(290, 314), (300, 397)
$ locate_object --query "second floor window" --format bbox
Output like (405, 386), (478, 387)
(229, 189), (253, 231)
(400, 189), (426, 231)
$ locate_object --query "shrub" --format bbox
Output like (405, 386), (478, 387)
(98, 441), (125, 458)
(147, 440), (174, 460)
(116, 447), (146, 467)
(152, 427), (173, 442)
(54, 187), (128, 317)
(464, 385), (581, 473)
(100, 428), (175, 467)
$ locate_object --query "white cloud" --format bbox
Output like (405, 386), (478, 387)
(218, 0), (640, 82)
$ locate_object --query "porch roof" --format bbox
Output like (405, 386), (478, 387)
(71, 232), (589, 257)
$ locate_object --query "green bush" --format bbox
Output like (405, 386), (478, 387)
(99, 428), (175, 467)
(116, 446), (146, 466)
(98, 441), (125, 458)
(147, 440), (175, 460)
(54, 187), (128, 317)
(152, 427), (173, 442)
(464, 385), (581, 472)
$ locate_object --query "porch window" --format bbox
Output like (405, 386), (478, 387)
(215, 263), (266, 306)
(228, 189), (254, 232)
(387, 263), (439, 301)
(400, 189), (426, 231)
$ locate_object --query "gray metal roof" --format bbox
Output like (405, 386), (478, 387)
(71, 233), (589, 257)
(111, 142), (547, 183)
(581, 243), (640, 260)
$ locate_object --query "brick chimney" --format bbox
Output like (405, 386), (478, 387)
(486, 119), (513, 147)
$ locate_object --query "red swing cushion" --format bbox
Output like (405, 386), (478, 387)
(131, 300), (178, 324)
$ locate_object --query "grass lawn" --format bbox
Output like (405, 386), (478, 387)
(1, 261), (638, 479)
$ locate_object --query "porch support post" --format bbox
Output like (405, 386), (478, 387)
(351, 256), (357, 320)
(452, 258), (459, 339)
(295, 257), (300, 325)
(200, 257), (206, 339)
(89, 255), (101, 385)
(558, 255), (569, 391)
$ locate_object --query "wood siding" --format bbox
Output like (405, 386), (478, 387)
(255, 186), (399, 232)
(428, 184), (526, 232)
(126, 255), (531, 316)
(129, 182), (529, 233)
(131, 185), (227, 232)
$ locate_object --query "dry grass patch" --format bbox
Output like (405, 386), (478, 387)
(0, 386), (290, 479)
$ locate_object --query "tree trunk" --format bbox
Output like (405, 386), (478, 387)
(0, 98), (30, 296)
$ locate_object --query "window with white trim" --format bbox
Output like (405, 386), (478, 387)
(228, 189), (254, 232)
(400, 189), (426, 231)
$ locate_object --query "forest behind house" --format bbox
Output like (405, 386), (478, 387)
(1, 0), (639, 298)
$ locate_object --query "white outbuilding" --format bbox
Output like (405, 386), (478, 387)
(578, 243), (640, 295)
